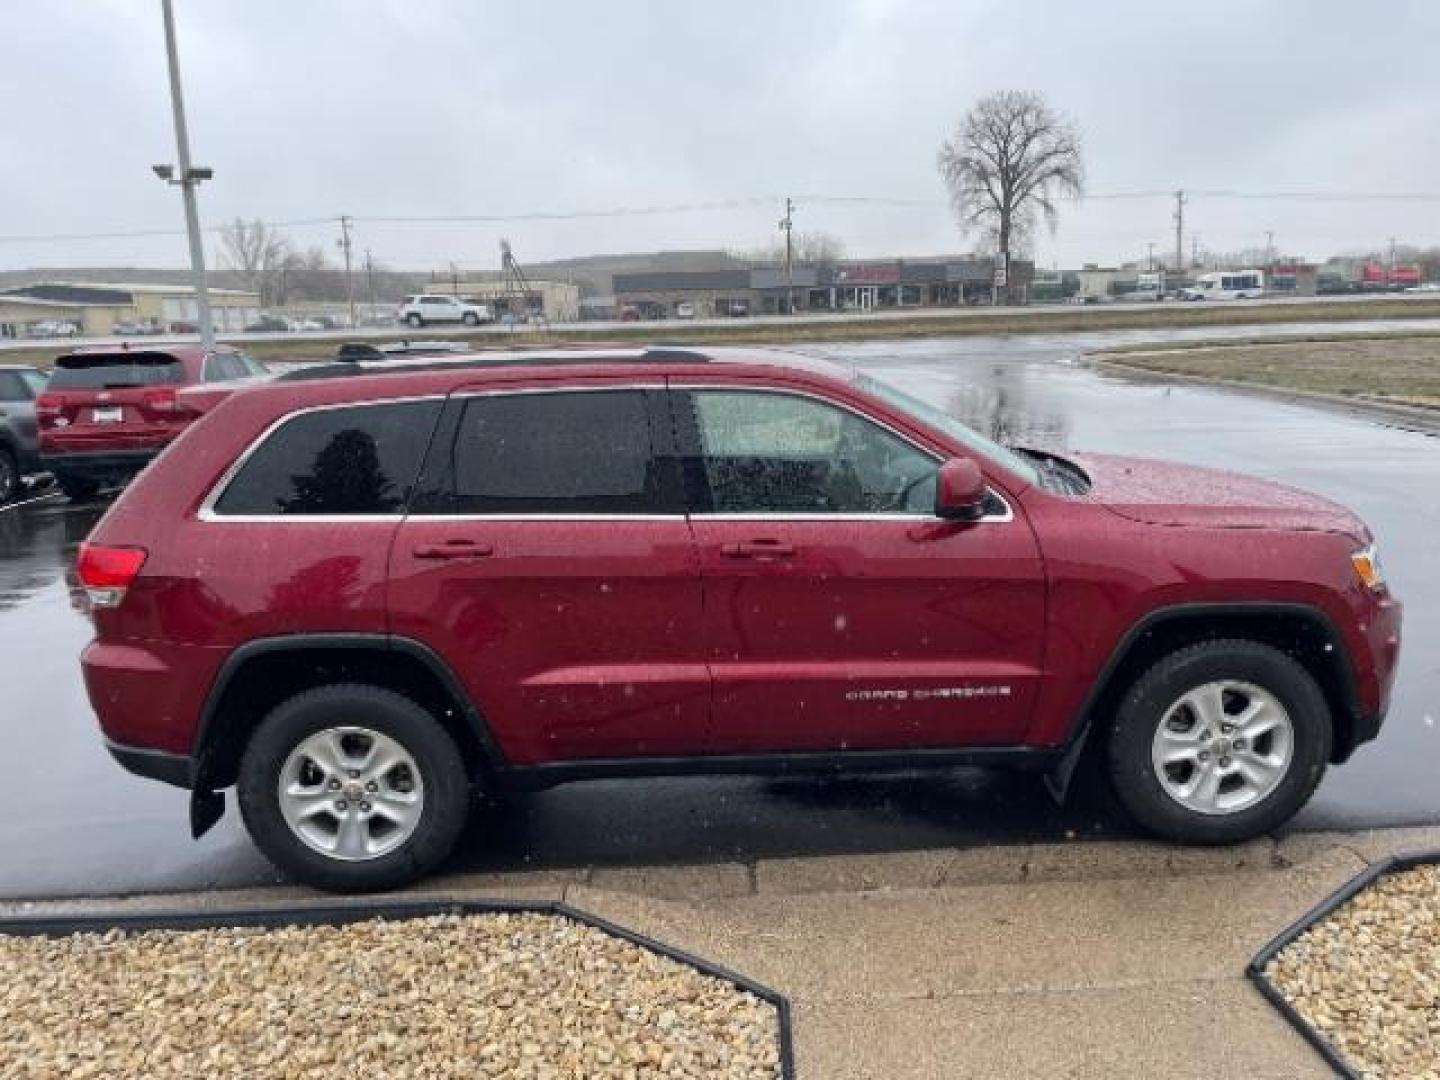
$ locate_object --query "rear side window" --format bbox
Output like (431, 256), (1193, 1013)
(411, 390), (678, 515)
(212, 400), (442, 516)
(48, 353), (182, 390)
(0, 372), (30, 400)
(203, 353), (248, 382)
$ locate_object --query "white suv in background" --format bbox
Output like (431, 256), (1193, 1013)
(397, 294), (493, 327)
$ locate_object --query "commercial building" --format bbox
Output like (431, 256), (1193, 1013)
(428, 278), (581, 322)
(0, 281), (260, 337)
(612, 258), (1033, 319)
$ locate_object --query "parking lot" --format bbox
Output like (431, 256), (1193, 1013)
(2, 328), (1436, 900)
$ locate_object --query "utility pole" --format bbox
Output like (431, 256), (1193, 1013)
(779, 197), (795, 315)
(1173, 189), (1186, 275)
(450, 262), (461, 297)
(1388, 236), (1398, 272)
(1191, 234), (1201, 269)
(338, 215), (356, 327)
(1147, 242), (1156, 271)
(1264, 230), (1276, 270)
(364, 249), (376, 318)
(157, 0), (215, 349)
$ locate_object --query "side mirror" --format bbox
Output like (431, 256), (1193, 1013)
(935, 458), (987, 521)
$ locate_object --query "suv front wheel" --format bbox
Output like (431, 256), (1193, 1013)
(237, 684), (470, 891)
(405, 313), (424, 328)
(1106, 639), (1331, 843)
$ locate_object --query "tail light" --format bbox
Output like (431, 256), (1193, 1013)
(76, 543), (148, 608)
(142, 387), (185, 413)
(35, 394), (61, 423)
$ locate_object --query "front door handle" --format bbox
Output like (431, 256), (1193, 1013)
(412, 540), (494, 560)
(721, 539), (795, 559)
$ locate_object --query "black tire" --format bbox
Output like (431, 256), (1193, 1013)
(405, 313), (424, 328)
(237, 684), (470, 892)
(462, 311), (480, 326)
(1106, 639), (1331, 844)
(55, 472), (100, 501)
(0, 446), (17, 503)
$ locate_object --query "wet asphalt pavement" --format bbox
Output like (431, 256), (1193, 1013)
(2, 324), (1436, 899)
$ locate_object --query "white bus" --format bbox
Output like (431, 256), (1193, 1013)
(1182, 270), (1265, 300)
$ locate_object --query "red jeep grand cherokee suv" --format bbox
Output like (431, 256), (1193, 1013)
(38, 344), (266, 499)
(77, 346), (1401, 891)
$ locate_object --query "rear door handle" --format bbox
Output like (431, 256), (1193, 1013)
(721, 539), (795, 559)
(412, 540), (494, 560)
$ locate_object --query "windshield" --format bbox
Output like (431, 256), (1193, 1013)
(20, 370), (48, 395)
(854, 372), (1041, 486)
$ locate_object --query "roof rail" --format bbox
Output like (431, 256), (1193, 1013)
(276, 343), (713, 383)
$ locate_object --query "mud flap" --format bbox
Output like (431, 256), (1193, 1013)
(1042, 722), (1091, 805)
(190, 788), (225, 838)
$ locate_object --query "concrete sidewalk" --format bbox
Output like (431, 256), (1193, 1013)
(8, 826), (1439, 1078)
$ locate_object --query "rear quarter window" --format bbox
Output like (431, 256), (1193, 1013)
(211, 400), (442, 517)
(48, 354), (183, 390)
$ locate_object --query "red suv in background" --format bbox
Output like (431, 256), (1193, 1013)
(76, 346), (1401, 891)
(38, 344), (267, 499)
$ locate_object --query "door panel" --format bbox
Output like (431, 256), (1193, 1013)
(388, 385), (707, 765)
(675, 385), (1046, 753)
(692, 517), (1044, 751)
(389, 520), (706, 763)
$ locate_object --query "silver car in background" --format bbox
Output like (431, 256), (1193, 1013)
(0, 365), (49, 502)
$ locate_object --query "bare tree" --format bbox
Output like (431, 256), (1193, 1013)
(740, 230), (846, 268)
(218, 218), (291, 306)
(938, 90), (1083, 302)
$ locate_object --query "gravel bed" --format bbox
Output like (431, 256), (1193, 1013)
(0, 911), (782, 1078)
(1266, 863), (1440, 1079)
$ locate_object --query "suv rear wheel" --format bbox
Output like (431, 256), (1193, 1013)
(462, 311), (480, 326)
(0, 447), (17, 503)
(1106, 639), (1331, 843)
(237, 684), (470, 891)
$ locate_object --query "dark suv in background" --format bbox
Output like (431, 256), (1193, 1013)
(77, 345), (1401, 891)
(0, 364), (49, 503)
(37, 344), (267, 499)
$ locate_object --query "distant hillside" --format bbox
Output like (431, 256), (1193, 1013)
(518, 250), (748, 296)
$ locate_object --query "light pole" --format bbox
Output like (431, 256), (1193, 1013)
(153, 0), (215, 349)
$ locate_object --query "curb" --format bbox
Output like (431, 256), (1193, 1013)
(0, 898), (797, 1079)
(1246, 847), (1440, 1079)
(1090, 356), (1440, 434)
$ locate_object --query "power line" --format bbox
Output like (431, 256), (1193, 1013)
(3, 189), (1440, 247)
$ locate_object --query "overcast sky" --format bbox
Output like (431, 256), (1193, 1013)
(3, 0), (1438, 275)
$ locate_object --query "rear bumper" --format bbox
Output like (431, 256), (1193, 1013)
(104, 738), (193, 789)
(40, 449), (156, 479)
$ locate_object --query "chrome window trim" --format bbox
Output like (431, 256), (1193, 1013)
(198, 385), (670, 523)
(198, 381), (1013, 526)
(197, 393), (448, 522)
(672, 382), (1014, 525)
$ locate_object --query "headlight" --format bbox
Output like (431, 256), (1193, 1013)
(1351, 544), (1386, 591)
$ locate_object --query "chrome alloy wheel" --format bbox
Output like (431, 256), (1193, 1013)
(278, 726), (425, 860)
(1150, 680), (1295, 815)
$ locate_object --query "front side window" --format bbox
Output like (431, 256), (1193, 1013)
(212, 400), (441, 516)
(412, 389), (676, 515)
(20, 370), (48, 396)
(686, 389), (937, 514)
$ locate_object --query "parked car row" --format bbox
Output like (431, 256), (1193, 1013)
(67, 342), (1401, 893)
